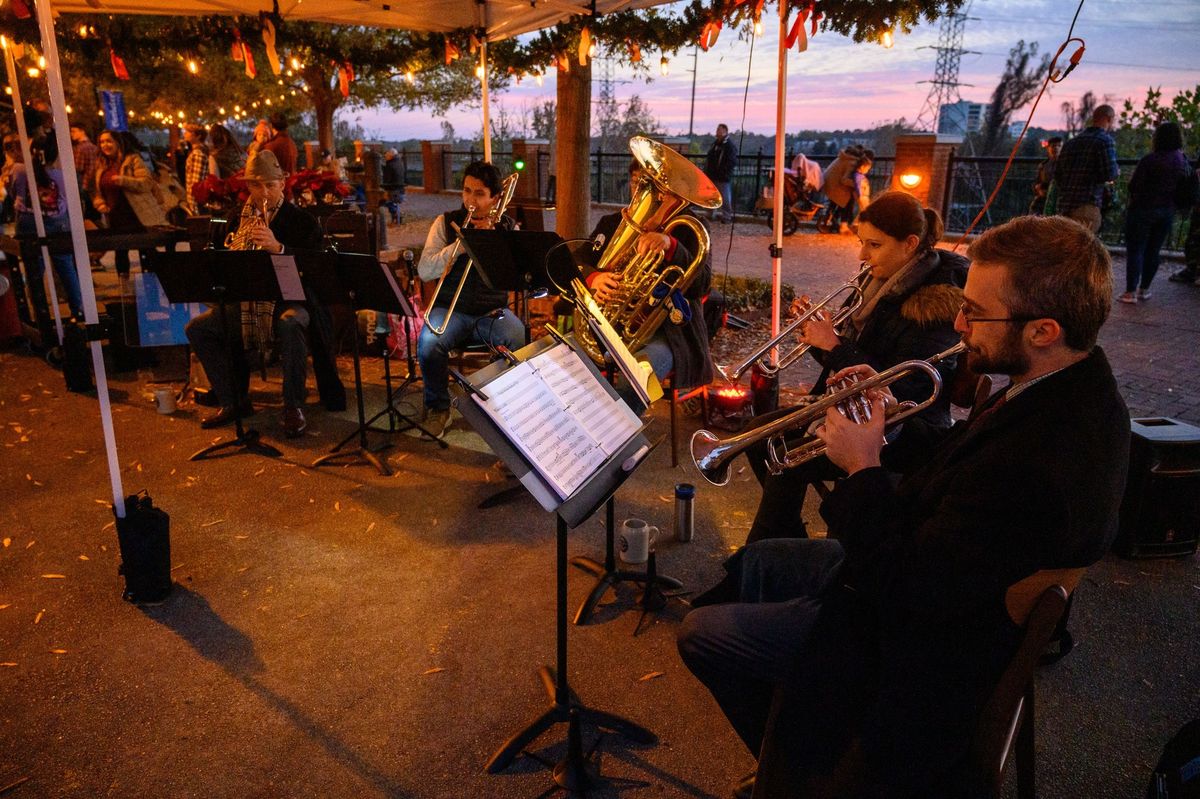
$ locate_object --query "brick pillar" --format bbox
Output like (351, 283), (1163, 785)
(421, 141), (449, 193)
(891, 133), (961, 220)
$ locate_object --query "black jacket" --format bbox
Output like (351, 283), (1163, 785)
(584, 212), (714, 388)
(812, 247), (968, 428)
(773, 347), (1130, 796)
(704, 137), (737, 183)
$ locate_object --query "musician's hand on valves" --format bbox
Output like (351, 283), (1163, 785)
(633, 231), (672, 257)
(815, 393), (888, 475)
(798, 311), (841, 353)
(826, 364), (897, 407)
(591, 272), (621, 304)
(251, 225), (285, 254)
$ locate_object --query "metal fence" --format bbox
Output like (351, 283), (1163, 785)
(946, 155), (1196, 250)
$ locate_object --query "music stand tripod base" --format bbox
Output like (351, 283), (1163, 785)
(190, 424), (282, 461)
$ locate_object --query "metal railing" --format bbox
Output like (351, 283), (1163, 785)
(945, 155), (1196, 251)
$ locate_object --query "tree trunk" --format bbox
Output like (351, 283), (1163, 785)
(555, 58), (592, 240)
(302, 64), (340, 154)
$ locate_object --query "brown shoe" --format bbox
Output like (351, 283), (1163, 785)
(200, 400), (254, 429)
(281, 406), (307, 438)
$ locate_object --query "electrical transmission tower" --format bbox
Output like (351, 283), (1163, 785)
(914, 4), (976, 134)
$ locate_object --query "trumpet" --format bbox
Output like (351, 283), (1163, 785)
(426, 172), (519, 336)
(721, 264), (871, 382)
(692, 341), (967, 486)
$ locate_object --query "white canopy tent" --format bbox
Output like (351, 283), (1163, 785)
(20, 0), (696, 517)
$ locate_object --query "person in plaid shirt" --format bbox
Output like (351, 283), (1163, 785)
(182, 123), (209, 214)
(1052, 105), (1119, 233)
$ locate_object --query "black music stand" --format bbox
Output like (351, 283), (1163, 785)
(300, 251), (417, 475)
(153, 250), (285, 461)
(455, 334), (658, 792)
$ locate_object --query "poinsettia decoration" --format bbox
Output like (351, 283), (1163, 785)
(285, 169), (352, 207)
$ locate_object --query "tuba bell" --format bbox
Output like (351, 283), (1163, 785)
(572, 136), (722, 365)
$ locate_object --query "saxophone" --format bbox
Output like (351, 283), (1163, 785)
(573, 136), (722, 365)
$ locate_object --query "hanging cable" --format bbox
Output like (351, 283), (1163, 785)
(952, 0), (1088, 250)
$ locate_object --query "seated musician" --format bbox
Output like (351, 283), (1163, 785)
(581, 158), (714, 401)
(415, 160), (525, 439)
(745, 191), (966, 544)
(677, 215), (1130, 798)
(186, 150), (345, 438)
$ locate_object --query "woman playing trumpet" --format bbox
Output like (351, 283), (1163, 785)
(742, 191), (967, 544)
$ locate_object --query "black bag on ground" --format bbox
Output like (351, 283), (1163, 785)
(1147, 719), (1200, 798)
(114, 491), (172, 604)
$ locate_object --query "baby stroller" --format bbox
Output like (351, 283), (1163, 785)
(755, 163), (824, 236)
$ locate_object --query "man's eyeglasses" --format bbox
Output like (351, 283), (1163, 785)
(957, 303), (1042, 325)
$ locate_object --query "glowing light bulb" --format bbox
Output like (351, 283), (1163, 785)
(899, 172), (922, 189)
(218, 107), (226, 115)
(187, 59), (199, 74)
(27, 67), (40, 78)
(265, 99), (272, 106)
(234, 105), (241, 112)
(660, 56), (669, 76)
(37, 56), (46, 69)
(289, 57), (302, 70)
(4, 87), (11, 96)
(535, 73), (543, 87)
(78, 25), (88, 37)
(65, 104), (72, 113)
(588, 41), (596, 58)
(880, 30), (895, 48)
(405, 70), (415, 84)
(753, 18), (763, 37)
(475, 64), (485, 79)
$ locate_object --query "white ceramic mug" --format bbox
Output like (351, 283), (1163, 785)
(155, 388), (176, 415)
(618, 518), (659, 565)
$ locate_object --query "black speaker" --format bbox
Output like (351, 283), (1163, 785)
(1115, 417), (1200, 559)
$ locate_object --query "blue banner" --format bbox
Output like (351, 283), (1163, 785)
(100, 91), (128, 132)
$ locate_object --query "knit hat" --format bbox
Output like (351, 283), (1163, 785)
(244, 150), (285, 181)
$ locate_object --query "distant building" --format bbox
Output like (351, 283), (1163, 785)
(938, 100), (986, 136)
(1009, 120), (1027, 137)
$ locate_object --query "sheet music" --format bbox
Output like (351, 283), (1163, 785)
(270, 255), (307, 301)
(376, 260), (414, 317)
(472, 343), (640, 500)
(573, 280), (653, 407)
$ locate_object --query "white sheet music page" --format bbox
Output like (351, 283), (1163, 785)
(472, 343), (640, 500)
(270, 255), (307, 301)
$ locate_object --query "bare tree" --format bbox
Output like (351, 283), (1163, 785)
(1061, 91), (1098, 136)
(978, 41), (1050, 155)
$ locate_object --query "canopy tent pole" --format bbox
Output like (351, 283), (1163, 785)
(769, 1), (789, 341)
(35, 0), (127, 517)
(480, 39), (492, 163)
(3, 41), (65, 345)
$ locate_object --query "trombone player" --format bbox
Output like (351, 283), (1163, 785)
(415, 161), (525, 439)
(678, 215), (1130, 797)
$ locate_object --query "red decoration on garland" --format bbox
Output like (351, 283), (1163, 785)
(230, 30), (256, 78)
(699, 19), (722, 51)
(10, 0), (31, 19)
(628, 40), (641, 63)
(337, 62), (354, 98)
(444, 38), (461, 66)
(110, 49), (130, 81)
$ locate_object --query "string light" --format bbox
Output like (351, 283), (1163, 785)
(753, 17), (764, 37)
(289, 56), (302, 70)
(588, 41), (596, 58)
(187, 59), (199, 74)
(37, 56), (46, 69)
(78, 24), (88, 37)
(475, 63), (485, 79)
(405, 69), (415, 84)
(880, 29), (895, 48)
(660, 56), (669, 76)
(4, 87), (11, 96)
(535, 73), (543, 87)
(27, 67), (40, 78)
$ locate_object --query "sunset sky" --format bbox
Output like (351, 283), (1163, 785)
(353, 0), (1200, 140)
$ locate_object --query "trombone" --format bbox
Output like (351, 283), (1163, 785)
(721, 264), (872, 382)
(426, 172), (520, 336)
(693, 341), (967, 486)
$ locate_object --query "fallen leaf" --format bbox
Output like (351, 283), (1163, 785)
(73, 449), (87, 454)
(25, 473), (32, 481)
(659, 495), (672, 503)
(422, 667), (445, 675)
(170, 563), (185, 572)
(235, 535), (249, 540)
(25, 540), (35, 549)
(136, 463), (143, 473)
(254, 468), (266, 476)
(638, 671), (664, 682)
(32, 481), (42, 487)
(94, 499), (109, 505)
(0, 662), (17, 667)
(170, 469), (177, 476)
(366, 522), (376, 533)
(0, 604), (9, 610)
(78, 555), (89, 561)
(1114, 580), (1133, 586)
(238, 566), (249, 573)
(49, 649), (67, 655)
(334, 501), (342, 512)
(200, 519), (226, 528)
(41, 574), (66, 579)
(101, 522), (115, 532)
(33, 611), (43, 624)
(2, 538), (9, 548)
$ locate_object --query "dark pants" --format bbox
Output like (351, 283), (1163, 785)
(677, 538), (846, 755)
(1125, 205), (1176, 292)
(186, 302), (312, 408)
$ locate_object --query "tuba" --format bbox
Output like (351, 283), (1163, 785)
(572, 136), (722, 365)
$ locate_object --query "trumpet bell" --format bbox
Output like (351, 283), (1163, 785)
(691, 429), (732, 487)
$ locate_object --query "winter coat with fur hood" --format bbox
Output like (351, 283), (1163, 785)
(811, 247), (968, 429)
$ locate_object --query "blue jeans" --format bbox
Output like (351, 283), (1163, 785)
(677, 538), (846, 754)
(17, 215), (83, 318)
(614, 333), (673, 409)
(1125, 205), (1175, 292)
(713, 181), (734, 222)
(417, 306), (526, 411)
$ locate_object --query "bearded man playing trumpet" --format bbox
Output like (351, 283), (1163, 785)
(185, 150), (344, 438)
(743, 191), (966, 543)
(677, 215), (1130, 798)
